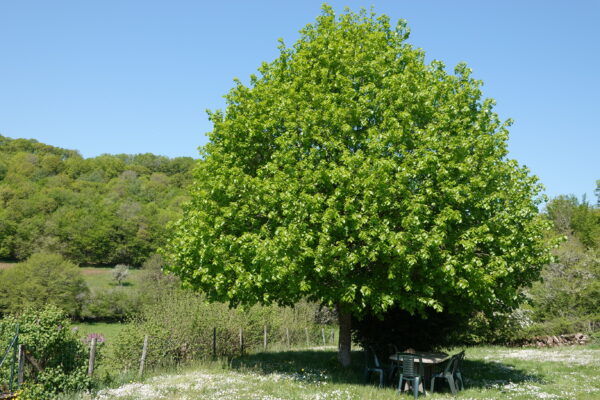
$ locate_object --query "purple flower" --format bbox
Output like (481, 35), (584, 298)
(83, 333), (105, 344)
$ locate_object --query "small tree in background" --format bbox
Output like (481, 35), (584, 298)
(112, 264), (130, 286)
(166, 5), (554, 366)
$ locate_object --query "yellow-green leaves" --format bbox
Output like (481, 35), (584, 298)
(165, 5), (553, 319)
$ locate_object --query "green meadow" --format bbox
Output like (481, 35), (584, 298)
(64, 344), (599, 400)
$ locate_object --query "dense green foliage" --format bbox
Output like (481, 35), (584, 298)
(353, 193), (600, 348)
(80, 285), (143, 322)
(0, 134), (194, 266)
(0, 253), (88, 317)
(0, 306), (90, 399)
(165, 5), (553, 364)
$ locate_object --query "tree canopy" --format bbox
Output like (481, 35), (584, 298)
(165, 5), (553, 365)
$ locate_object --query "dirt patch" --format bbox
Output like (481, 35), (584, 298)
(80, 268), (110, 276)
(0, 262), (16, 270)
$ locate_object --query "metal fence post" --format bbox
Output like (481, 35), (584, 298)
(8, 324), (19, 393)
(17, 344), (24, 387)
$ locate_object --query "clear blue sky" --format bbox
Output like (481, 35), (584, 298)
(1, 1), (598, 202)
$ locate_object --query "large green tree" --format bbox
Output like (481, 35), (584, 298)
(165, 6), (553, 365)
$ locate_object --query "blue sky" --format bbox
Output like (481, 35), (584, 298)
(1, 1), (598, 202)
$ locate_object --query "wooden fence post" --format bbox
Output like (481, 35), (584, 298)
(212, 327), (217, 358)
(88, 337), (97, 376)
(139, 335), (149, 378)
(321, 327), (326, 346)
(17, 345), (24, 386)
(305, 327), (310, 347)
(239, 328), (244, 356)
(263, 325), (268, 351)
(330, 328), (335, 345)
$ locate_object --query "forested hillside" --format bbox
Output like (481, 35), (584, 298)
(0, 135), (194, 266)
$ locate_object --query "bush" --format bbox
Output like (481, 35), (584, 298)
(0, 252), (88, 317)
(0, 306), (90, 399)
(80, 288), (143, 321)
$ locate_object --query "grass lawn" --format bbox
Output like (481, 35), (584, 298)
(81, 267), (144, 292)
(74, 322), (129, 343)
(70, 344), (599, 400)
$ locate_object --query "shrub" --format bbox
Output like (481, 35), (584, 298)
(0, 252), (88, 317)
(0, 306), (90, 399)
(81, 288), (142, 321)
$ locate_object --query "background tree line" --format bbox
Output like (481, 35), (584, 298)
(0, 134), (194, 266)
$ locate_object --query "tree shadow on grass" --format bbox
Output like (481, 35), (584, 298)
(460, 358), (545, 389)
(231, 349), (366, 385)
(230, 349), (545, 391)
(109, 281), (133, 287)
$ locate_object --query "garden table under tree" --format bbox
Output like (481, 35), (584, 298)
(389, 352), (450, 391)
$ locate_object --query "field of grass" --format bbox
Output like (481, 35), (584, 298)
(81, 267), (144, 292)
(67, 344), (599, 400)
(74, 322), (130, 343)
(0, 262), (143, 293)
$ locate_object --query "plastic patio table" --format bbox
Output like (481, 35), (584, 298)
(389, 351), (450, 386)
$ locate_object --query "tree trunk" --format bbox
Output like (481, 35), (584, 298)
(337, 304), (352, 367)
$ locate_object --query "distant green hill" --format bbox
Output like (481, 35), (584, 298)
(0, 134), (195, 266)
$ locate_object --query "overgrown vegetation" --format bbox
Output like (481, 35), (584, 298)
(0, 306), (90, 400)
(101, 260), (333, 373)
(108, 290), (330, 372)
